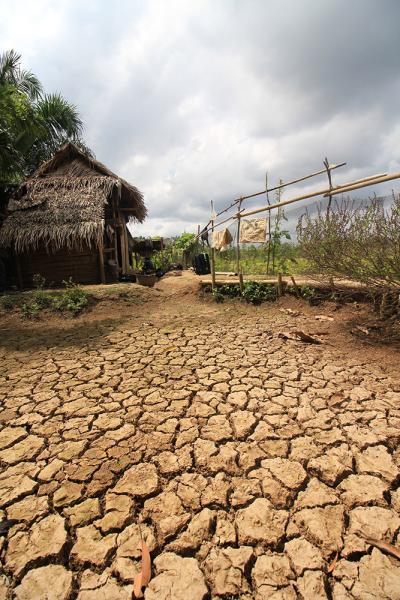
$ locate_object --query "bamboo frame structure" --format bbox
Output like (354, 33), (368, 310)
(198, 161), (400, 293)
(196, 162), (347, 239)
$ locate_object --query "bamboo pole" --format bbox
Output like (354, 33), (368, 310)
(277, 272), (283, 297)
(236, 198), (243, 291)
(325, 172), (396, 197)
(98, 240), (106, 284)
(210, 201), (216, 291)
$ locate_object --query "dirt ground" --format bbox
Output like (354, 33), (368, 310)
(1, 271), (400, 599)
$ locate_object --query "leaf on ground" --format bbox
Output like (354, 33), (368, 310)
(315, 315), (334, 322)
(327, 551), (339, 573)
(364, 537), (400, 560)
(133, 540), (152, 598)
(278, 330), (322, 344)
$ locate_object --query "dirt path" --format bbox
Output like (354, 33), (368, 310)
(1, 272), (400, 598)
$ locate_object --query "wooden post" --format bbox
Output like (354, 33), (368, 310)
(14, 252), (23, 290)
(277, 272), (283, 297)
(210, 201), (216, 291)
(236, 199), (244, 292)
(290, 275), (300, 297)
(98, 240), (106, 284)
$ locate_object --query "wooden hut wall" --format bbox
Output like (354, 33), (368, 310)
(19, 243), (101, 287)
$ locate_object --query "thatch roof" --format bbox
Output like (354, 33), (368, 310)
(0, 143), (146, 252)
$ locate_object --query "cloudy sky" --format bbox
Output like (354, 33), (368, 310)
(1, 0), (399, 237)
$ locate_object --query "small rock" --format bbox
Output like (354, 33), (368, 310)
(143, 491), (189, 541)
(252, 554), (295, 598)
(338, 474), (388, 508)
(0, 427), (27, 451)
(53, 481), (83, 507)
(236, 498), (288, 546)
(204, 546), (253, 595)
(0, 435), (44, 465)
(64, 498), (101, 527)
(351, 548), (400, 599)
(293, 477), (338, 511)
(6, 495), (48, 523)
(14, 565), (72, 600)
(145, 552), (208, 600)
(308, 445), (353, 486)
(112, 463), (159, 497)
(167, 508), (215, 552)
(284, 538), (324, 575)
(38, 459), (64, 481)
(343, 506), (400, 556)
(291, 505), (344, 557)
(297, 570), (328, 599)
(231, 411), (257, 439)
(261, 457), (308, 490)
(71, 524), (117, 567)
(77, 568), (132, 600)
(356, 445), (398, 482)
(5, 514), (67, 577)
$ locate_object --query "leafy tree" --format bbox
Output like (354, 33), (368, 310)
(0, 49), (85, 185)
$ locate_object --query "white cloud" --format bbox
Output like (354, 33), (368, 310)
(1, 0), (399, 236)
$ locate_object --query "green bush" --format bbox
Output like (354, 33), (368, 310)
(212, 289), (225, 303)
(52, 286), (90, 316)
(242, 281), (277, 305)
(20, 302), (40, 319)
(34, 290), (53, 308)
(0, 295), (16, 310)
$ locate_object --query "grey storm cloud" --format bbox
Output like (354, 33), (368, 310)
(1, 0), (400, 236)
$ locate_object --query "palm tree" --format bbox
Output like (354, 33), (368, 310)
(0, 50), (85, 183)
(0, 49), (42, 100)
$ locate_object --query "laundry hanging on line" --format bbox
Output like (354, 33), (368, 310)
(212, 228), (233, 251)
(239, 218), (267, 244)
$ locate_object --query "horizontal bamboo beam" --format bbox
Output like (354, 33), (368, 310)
(197, 161), (347, 237)
(324, 172), (395, 197)
(239, 171), (400, 218)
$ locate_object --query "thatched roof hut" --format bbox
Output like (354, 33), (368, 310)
(0, 143), (147, 287)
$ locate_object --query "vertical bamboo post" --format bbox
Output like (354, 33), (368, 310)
(236, 198), (244, 292)
(98, 240), (106, 284)
(210, 201), (216, 291)
(324, 157), (333, 217)
(277, 272), (283, 297)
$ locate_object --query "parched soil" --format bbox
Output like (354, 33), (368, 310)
(1, 271), (400, 599)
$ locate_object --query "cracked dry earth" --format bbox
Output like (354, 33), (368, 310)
(1, 290), (400, 598)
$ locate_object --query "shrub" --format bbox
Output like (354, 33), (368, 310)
(297, 196), (400, 290)
(242, 281), (277, 305)
(34, 290), (53, 308)
(32, 273), (46, 289)
(212, 289), (225, 303)
(52, 286), (90, 316)
(0, 295), (16, 310)
(20, 302), (40, 319)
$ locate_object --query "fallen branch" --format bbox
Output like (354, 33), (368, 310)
(364, 538), (400, 561)
(278, 330), (322, 344)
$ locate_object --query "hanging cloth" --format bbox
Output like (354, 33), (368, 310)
(212, 228), (233, 251)
(239, 218), (267, 243)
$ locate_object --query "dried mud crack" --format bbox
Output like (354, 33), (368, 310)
(0, 276), (400, 599)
